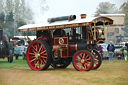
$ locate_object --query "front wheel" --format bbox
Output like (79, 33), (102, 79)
(72, 50), (94, 71)
(26, 40), (52, 71)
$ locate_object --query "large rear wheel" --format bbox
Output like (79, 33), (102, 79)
(72, 50), (94, 71)
(26, 40), (52, 71)
(91, 49), (102, 70)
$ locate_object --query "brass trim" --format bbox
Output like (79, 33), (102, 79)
(93, 21), (96, 40)
(27, 32), (28, 41)
(53, 45), (60, 49)
(59, 38), (64, 45)
(90, 25), (93, 39)
(51, 30), (53, 38)
(75, 43), (77, 51)
(98, 29), (102, 37)
(103, 20), (106, 38)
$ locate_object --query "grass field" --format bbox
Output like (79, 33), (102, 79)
(0, 56), (128, 85)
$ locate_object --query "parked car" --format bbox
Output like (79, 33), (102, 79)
(18, 45), (27, 60)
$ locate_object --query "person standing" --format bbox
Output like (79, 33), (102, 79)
(14, 45), (20, 60)
(120, 46), (127, 61)
(107, 41), (115, 62)
(95, 43), (103, 59)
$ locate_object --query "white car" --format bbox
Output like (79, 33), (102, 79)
(18, 45), (27, 60)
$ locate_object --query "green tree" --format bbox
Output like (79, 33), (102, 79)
(120, 1), (128, 37)
(0, 12), (5, 22)
(0, 0), (49, 37)
(6, 11), (14, 22)
(120, 1), (128, 27)
(94, 2), (118, 16)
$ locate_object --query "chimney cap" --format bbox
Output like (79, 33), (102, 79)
(80, 14), (87, 19)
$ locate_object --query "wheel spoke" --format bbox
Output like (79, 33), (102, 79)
(40, 59), (45, 64)
(40, 61), (43, 67)
(35, 61), (38, 68)
(43, 53), (47, 56)
(30, 58), (36, 63)
(37, 43), (40, 51)
(82, 53), (85, 59)
(94, 58), (99, 61)
(94, 61), (98, 65)
(84, 63), (87, 68)
(78, 55), (82, 59)
(32, 45), (37, 52)
(86, 59), (90, 61)
(86, 61), (91, 64)
(81, 65), (83, 69)
(37, 61), (40, 68)
(43, 58), (46, 63)
(32, 49), (36, 53)
(29, 52), (35, 55)
(39, 45), (43, 52)
(40, 56), (47, 59)
(35, 44), (38, 52)
(76, 62), (82, 67)
(85, 55), (89, 59)
(80, 53), (83, 58)
(31, 56), (36, 58)
(40, 50), (46, 55)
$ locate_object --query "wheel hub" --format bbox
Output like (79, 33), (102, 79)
(80, 59), (85, 64)
(35, 52), (40, 58)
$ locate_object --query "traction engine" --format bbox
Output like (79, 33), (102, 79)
(0, 26), (13, 63)
(18, 14), (113, 71)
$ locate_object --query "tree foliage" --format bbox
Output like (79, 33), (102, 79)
(120, 1), (128, 27)
(0, 12), (5, 22)
(0, 0), (48, 37)
(94, 2), (118, 16)
(120, 1), (128, 37)
(6, 11), (14, 22)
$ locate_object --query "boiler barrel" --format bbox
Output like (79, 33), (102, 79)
(77, 42), (87, 50)
(69, 42), (87, 52)
(47, 15), (76, 23)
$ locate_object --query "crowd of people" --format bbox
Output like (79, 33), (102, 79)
(95, 41), (127, 62)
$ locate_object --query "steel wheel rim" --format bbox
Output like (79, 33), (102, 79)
(91, 51), (100, 69)
(27, 41), (47, 70)
(73, 51), (93, 71)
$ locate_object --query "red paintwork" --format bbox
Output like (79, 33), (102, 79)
(68, 43), (77, 56)
(52, 37), (69, 58)
(8, 53), (10, 62)
(69, 43), (77, 52)
(53, 37), (68, 45)
(73, 51), (93, 71)
(26, 41), (47, 71)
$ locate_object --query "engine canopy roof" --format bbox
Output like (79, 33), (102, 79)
(18, 16), (113, 32)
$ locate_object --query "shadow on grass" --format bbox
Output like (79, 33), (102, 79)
(0, 61), (9, 63)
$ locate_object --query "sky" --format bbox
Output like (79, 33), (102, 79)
(44, 0), (127, 19)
